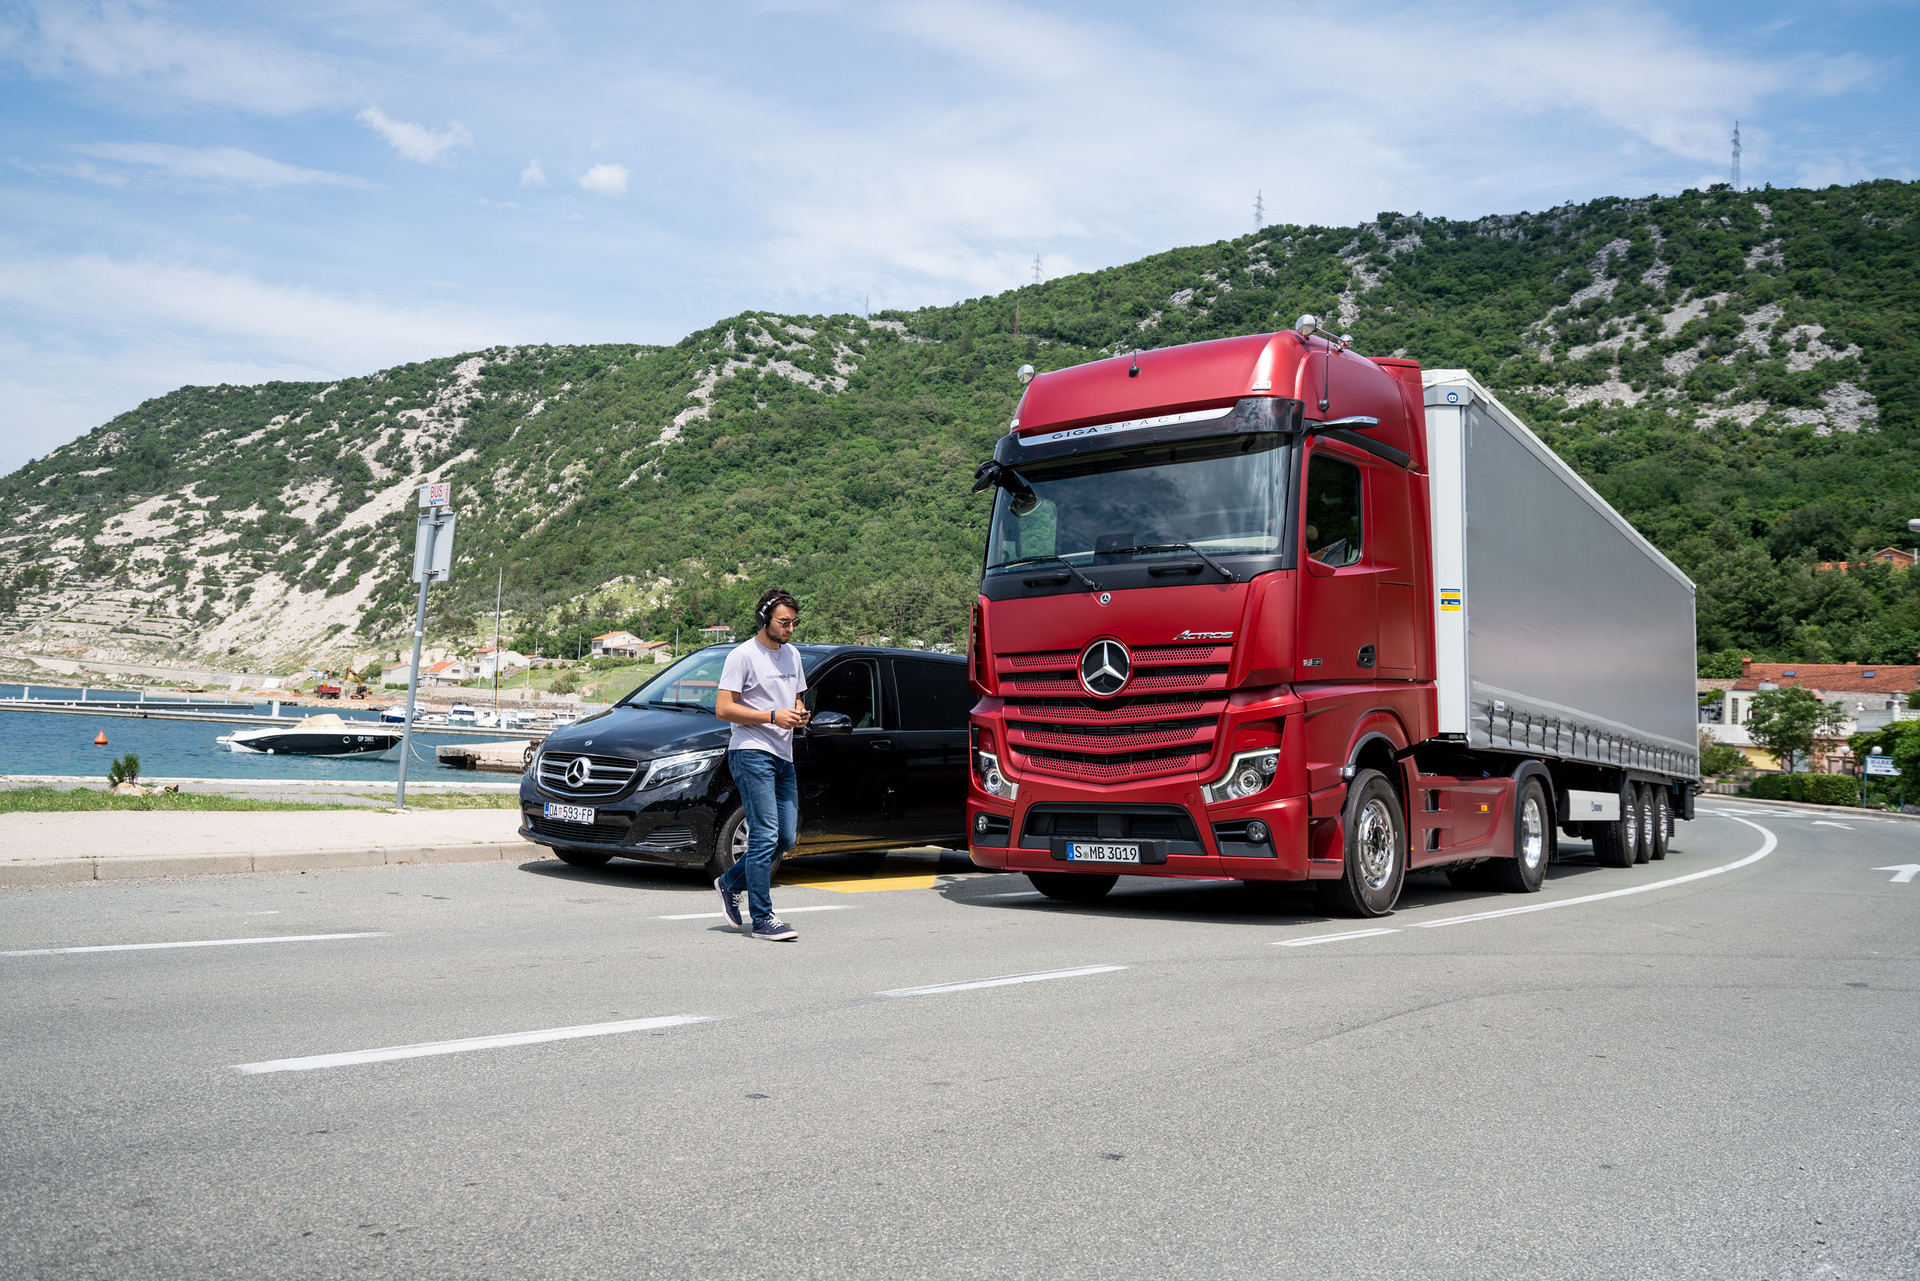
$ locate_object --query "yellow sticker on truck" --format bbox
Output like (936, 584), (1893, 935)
(1439, 589), (1463, 612)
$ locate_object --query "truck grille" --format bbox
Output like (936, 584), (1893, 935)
(536, 751), (641, 800)
(995, 643), (1232, 783)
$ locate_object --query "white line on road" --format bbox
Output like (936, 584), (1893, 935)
(233, 1014), (716, 1074)
(1411, 816), (1778, 930)
(1274, 928), (1399, 947)
(986, 890), (1044, 899)
(1810, 821), (1854, 830)
(655, 905), (852, 920)
(3, 932), (388, 958)
(879, 964), (1126, 999)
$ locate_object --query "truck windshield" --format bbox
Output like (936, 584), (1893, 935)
(985, 435), (1289, 574)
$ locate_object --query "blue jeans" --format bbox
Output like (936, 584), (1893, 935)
(721, 749), (798, 926)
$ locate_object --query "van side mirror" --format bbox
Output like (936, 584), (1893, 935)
(806, 711), (853, 737)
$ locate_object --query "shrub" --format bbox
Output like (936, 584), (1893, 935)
(1700, 743), (1746, 776)
(105, 752), (141, 787)
(1747, 772), (1859, 806)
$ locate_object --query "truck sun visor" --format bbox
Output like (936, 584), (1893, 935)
(991, 396), (1304, 468)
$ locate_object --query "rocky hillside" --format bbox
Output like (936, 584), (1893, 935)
(2, 178), (1916, 675)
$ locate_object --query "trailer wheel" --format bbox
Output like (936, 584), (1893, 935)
(1488, 778), (1549, 893)
(1650, 788), (1671, 861)
(1632, 784), (1654, 864)
(1027, 871), (1117, 903)
(1593, 790), (1635, 869)
(1318, 769), (1406, 918)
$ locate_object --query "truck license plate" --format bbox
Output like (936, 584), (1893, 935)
(544, 802), (596, 824)
(1067, 842), (1141, 863)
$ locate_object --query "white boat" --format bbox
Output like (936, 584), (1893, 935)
(447, 702), (478, 726)
(381, 704), (412, 724)
(218, 713), (403, 757)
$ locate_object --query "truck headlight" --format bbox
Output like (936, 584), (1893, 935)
(1203, 750), (1280, 803)
(640, 747), (726, 790)
(974, 750), (1018, 801)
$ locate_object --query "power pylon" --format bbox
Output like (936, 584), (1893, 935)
(1254, 189), (1265, 231)
(1731, 122), (1741, 190)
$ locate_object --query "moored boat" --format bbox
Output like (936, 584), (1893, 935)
(218, 713), (403, 757)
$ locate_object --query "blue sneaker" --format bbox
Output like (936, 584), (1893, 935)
(714, 878), (743, 931)
(750, 916), (798, 942)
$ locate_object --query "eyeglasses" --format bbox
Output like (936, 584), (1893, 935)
(770, 616), (799, 628)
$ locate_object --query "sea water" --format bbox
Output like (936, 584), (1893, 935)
(0, 704), (498, 783)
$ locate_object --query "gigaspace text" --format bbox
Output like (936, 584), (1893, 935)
(1020, 405), (1234, 448)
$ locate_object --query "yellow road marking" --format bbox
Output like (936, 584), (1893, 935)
(775, 871), (939, 893)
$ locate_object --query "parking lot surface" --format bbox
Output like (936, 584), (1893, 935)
(1, 807), (1915, 1279)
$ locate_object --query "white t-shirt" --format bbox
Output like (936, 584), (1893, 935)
(718, 638), (808, 761)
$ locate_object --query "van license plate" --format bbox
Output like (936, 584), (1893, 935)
(1067, 842), (1141, 863)
(544, 802), (596, 824)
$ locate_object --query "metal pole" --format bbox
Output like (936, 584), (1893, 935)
(492, 566), (502, 719)
(394, 554), (433, 809)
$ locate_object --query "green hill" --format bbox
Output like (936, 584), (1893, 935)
(2, 178), (1916, 674)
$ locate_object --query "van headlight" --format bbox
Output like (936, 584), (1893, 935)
(974, 750), (1018, 801)
(640, 748), (726, 790)
(1203, 750), (1280, 803)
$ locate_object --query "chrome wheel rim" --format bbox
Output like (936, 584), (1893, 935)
(1520, 796), (1546, 870)
(731, 821), (750, 861)
(1357, 797), (1397, 891)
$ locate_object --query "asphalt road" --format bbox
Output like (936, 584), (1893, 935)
(1, 804), (1914, 1280)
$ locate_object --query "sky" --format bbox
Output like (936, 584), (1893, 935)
(2, 0), (1916, 475)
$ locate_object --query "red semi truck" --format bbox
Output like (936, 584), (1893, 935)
(965, 322), (1698, 916)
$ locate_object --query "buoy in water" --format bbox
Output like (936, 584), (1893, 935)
(94, 730), (108, 745)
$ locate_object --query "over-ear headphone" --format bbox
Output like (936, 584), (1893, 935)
(756, 595), (774, 629)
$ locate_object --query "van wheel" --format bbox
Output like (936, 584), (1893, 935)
(1027, 872), (1117, 903)
(552, 847), (613, 868)
(1488, 778), (1549, 893)
(1318, 769), (1406, 918)
(1649, 788), (1671, 860)
(703, 808), (786, 881)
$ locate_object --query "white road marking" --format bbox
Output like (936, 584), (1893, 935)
(233, 1014), (716, 1074)
(879, 964), (1126, 998)
(1810, 821), (1854, 830)
(655, 905), (852, 920)
(1412, 816), (1777, 930)
(986, 890), (1044, 899)
(1875, 864), (1920, 884)
(1274, 928), (1399, 947)
(3, 932), (388, 958)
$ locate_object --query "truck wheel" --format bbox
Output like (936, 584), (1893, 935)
(1592, 804), (1631, 867)
(1488, 778), (1549, 893)
(1632, 784), (1654, 864)
(1027, 871), (1117, 903)
(1318, 769), (1406, 918)
(552, 847), (613, 868)
(1650, 788), (1671, 861)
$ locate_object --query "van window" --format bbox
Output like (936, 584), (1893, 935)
(810, 660), (879, 729)
(1303, 452), (1363, 567)
(892, 659), (972, 730)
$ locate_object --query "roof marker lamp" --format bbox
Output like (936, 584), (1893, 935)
(1203, 750), (1280, 804)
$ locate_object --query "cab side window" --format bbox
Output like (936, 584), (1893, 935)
(892, 659), (972, 730)
(810, 660), (879, 729)
(1303, 452), (1363, 567)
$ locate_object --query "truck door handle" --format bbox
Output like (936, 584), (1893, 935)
(1357, 645), (1376, 668)
(868, 738), (894, 750)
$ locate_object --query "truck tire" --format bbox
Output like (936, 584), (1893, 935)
(1318, 769), (1406, 918)
(1632, 784), (1654, 864)
(1650, 788), (1671, 861)
(1027, 871), (1117, 903)
(1487, 778), (1549, 893)
(1592, 789), (1635, 869)
(552, 847), (613, 868)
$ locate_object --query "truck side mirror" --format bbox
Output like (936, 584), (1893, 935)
(805, 711), (853, 737)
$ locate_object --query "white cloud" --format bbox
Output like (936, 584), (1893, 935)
(357, 106), (474, 164)
(519, 158), (547, 187)
(578, 163), (629, 195)
(71, 142), (371, 188)
(6, 0), (347, 113)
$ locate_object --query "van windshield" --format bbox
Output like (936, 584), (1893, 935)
(985, 434), (1289, 573)
(617, 645), (829, 709)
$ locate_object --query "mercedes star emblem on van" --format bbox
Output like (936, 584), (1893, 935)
(565, 757), (591, 788)
(1080, 639), (1131, 697)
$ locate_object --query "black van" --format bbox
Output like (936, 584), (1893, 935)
(519, 644), (972, 876)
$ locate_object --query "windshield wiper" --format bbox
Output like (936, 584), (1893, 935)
(1099, 543), (1238, 582)
(991, 553), (1103, 593)
(644, 700), (712, 712)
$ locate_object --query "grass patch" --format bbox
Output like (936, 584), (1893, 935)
(0, 787), (357, 813)
(350, 792), (519, 810)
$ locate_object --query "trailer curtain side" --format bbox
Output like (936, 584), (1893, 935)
(1423, 372), (1699, 780)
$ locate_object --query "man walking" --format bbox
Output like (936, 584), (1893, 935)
(713, 588), (809, 941)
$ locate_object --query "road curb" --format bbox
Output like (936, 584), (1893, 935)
(1699, 794), (1920, 823)
(0, 841), (544, 887)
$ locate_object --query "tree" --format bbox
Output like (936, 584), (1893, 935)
(1743, 686), (1847, 774)
(1698, 729), (1745, 777)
